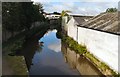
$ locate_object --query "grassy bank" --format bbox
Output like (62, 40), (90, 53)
(3, 32), (28, 75)
(2, 22), (49, 75)
(61, 35), (119, 76)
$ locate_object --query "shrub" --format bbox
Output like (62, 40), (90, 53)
(62, 35), (87, 54)
(106, 8), (117, 12)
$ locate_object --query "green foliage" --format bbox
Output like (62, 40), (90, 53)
(2, 3), (23, 34)
(2, 2), (45, 35)
(3, 22), (49, 54)
(62, 36), (87, 54)
(3, 36), (25, 54)
(25, 22), (49, 39)
(106, 8), (117, 12)
(10, 38), (24, 52)
(60, 10), (71, 17)
(85, 51), (118, 75)
(32, 3), (45, 22)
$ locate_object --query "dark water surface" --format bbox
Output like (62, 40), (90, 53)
(22, 29), (103, 76)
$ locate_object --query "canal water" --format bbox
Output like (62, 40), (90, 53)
(23, 29), (103, 75)
(29, 30), (79, 75)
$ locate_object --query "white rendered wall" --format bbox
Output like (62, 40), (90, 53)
(64, 17), (119, 73)
(77, 27), (119, 73)
(62, 16), (68, 32)
(67, 17), (78, 41)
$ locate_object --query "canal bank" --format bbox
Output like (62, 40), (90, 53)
(2, 22), (49, 76)
(2, 32), (28, 75)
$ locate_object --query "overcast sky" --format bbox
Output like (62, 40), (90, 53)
(32, 0), (119, 16)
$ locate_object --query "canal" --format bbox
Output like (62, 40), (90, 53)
(22, 29), (103, 76)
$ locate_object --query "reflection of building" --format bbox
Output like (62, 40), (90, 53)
(61, 42), (103, 75)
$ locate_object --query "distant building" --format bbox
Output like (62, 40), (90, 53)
(62, 15), (92, 35)
(43, 12), (61, 20)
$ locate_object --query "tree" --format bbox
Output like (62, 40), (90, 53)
(60, 10), (71, 17)
(34, 3), (44, 14)
(2, 2), (24, 37)
(53, 12), (61, 15)
(106, 8), (117, 13)
(20, 2), (34, 30)
(32, 3), (45, 22)
(2, 2), (45, 36)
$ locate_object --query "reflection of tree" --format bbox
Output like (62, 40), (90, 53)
(7, 26), (48, 72)
(22, 30), (47, 71)
(37, 44), (43, 52)
(22, 39), (38, 70)
(37, 46), (42, 52)
(56, 31), (62, 39)
(11, 38), (44, 71)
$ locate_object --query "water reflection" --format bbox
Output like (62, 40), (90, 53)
(61, 41), (104, 76)
(21, 29), (103, 76)
(24, 30), (79, 75)
(19, 30), (47, 71)
(22, 38), (40, 71)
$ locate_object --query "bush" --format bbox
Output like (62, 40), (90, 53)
(62, 35), (87, 54)
(106, 8), (117, 12)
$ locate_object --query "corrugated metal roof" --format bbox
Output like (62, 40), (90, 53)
(74, 12), (119, 35)
(73, 15), (93, 25)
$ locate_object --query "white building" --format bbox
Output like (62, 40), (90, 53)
(62, 12), (120, 74)
(43, 12), (61, 20)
